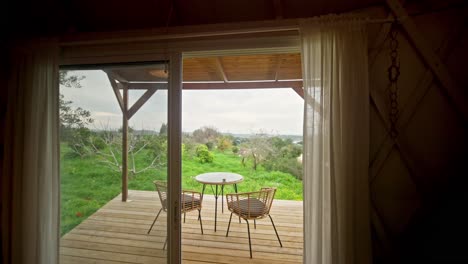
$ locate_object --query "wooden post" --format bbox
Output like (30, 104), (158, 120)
(122, 83), (129, 202)
(168, 53), (183, 264)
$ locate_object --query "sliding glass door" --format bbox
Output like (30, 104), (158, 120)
(59, 54), (182, 264)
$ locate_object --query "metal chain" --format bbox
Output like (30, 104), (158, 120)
(387, 21), (400, 139)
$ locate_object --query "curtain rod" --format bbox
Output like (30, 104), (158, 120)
(60, 10), (420, 47)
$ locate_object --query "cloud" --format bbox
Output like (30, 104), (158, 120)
(93, 111), (120, 117)
(61, 70), (303, 135)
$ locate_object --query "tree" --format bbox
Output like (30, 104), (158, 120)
(59, 94), (93, 130)
(59, 71), (93, 131)
(268, 137), (301, 159)
(263, 137), (303, 179)
(84, 127), (166, 176)
(59, 71), (94, 154)
(60, 70), (84, 88)
(192, 126), (220, 145)
(239, 133), (272, 170)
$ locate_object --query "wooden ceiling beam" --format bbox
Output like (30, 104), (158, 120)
(104, 70), (129, 83)
(274, 54), (282, 81)
(215, 57), (229, 82)
(120, 81), (303, 90)
(107, 75), (125, 113)
(127, 88), (158, 119)
(126, 83), (167, 90)
(291, 86), (304, 98)
(183, 81), (302, 90)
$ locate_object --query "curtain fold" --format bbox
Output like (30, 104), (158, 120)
(301, 17), (372, 264)
(1, 40), (60, 264)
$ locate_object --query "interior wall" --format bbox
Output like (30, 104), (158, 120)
(367, 5), (468, 263)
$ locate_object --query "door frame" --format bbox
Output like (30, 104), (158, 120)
(59, 28), (301, 264)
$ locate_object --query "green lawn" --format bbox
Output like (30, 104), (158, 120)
(60, 144), (303, 235)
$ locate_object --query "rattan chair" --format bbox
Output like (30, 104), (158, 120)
(226, 187), (282, 258)
(147, 180), (204, 249)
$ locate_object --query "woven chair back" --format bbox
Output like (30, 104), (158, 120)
(153, 180), (168, 211)
(227, 187), (277, 219)
(259, 187), (277, 215)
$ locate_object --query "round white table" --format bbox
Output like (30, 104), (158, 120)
(195, 172), (243, 231)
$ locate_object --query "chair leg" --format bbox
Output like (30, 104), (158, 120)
(147, 208), (163, 234)
(226, 212), (233, 237)
(254, 219), (256, 229)
(184, 212), (186, 223)
(245, 219), (253, 258)
(198, 209), (204, 234)
(268, 215), (282, 247)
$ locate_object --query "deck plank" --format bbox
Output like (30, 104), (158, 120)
(60, 190), (303, 263)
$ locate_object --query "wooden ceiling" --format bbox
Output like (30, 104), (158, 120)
(183, 53), (302, 82)
(103, 53), (302, 83)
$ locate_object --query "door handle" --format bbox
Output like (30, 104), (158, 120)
(174, 200), (179, 230)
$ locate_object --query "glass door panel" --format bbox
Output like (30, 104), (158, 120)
(59, 60), (181, 263)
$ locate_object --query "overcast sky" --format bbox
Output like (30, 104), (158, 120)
(61, 70), (304, 135)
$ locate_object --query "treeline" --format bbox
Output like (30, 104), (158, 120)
(182, 126), (303, 179)
(61, 123), (303, 180)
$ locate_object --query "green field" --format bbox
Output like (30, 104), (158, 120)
(60, 143), (303, 235)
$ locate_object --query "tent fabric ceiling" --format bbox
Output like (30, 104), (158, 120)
(67, 0), (382, 31)
(4, 0), (383, 36)
(4, 0), (465, 38)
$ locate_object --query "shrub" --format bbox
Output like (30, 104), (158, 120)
(280, 144), (302, 158)
(205, 141), (214, 150)
(217, 136), (233, 152)
(264, 157), (303, 180)
(90, 136), (106, 150)
(232, 146), (239, 154)
(195, 144), (214, 163)
(147, 135), (168, 165)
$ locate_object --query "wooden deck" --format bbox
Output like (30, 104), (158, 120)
(60, 190), (303, 264)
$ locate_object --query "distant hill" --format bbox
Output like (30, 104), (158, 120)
(92, 128), (303, 143)
(223, 132), (303, 143)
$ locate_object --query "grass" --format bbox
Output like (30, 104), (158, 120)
(60, 144), (122, 235)
(60, 143), (303, 235)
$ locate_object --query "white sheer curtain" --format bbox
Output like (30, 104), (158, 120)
(301, 17), (372, 264)
(2, 41), (60, 264)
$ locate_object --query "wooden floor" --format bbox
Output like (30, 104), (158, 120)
(60, 190), (303, 264)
